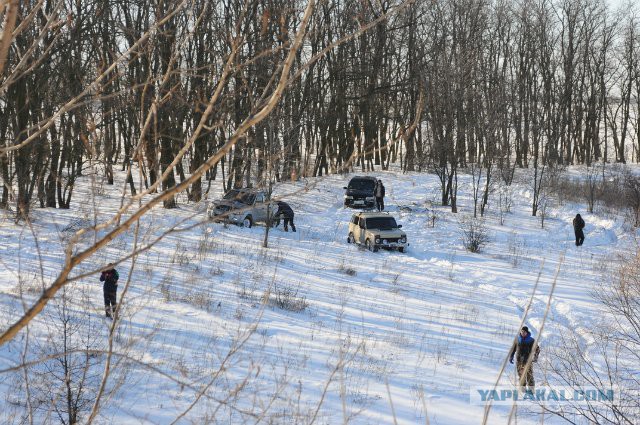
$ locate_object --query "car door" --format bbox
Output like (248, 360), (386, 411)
(254, 193), (266, 222)
(349, 215), (358, 240)
(357, 217), (366, 244)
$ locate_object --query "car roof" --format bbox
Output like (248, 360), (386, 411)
(352, 212), (395, 219)
(228, 187), (263, 193)
(348, 176), (377, 182)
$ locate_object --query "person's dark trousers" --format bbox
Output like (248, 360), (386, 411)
(376, 197), (384, 211)
(575, 230), (585, 246)
(516, 361), (535, 389)
(283, 216), (296, 232)
(104, 291), (117, 318)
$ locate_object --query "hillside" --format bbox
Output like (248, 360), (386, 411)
(0, 167), (636, 424)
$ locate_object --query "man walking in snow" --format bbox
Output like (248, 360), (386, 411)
(510, 326), (540, 392)
(374, 179), (385, 211)
(573, 213), (585, 246)
(274, 200), (296, 232)
(100, 263), (119, 319)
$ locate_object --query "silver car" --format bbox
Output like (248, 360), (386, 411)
(208, 188), (275, 228)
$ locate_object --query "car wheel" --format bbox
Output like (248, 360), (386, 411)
(242, 216), (253, 228)
(365, 239), (378, 252)
(348, 233), (355, 244)
(398, 247), (405, 253)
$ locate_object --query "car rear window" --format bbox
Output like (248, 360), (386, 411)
(365, 217), (397, 230)
(348, 179), (375, 191)
(223, 189), (241, 200)
(223, 190), (255, 205)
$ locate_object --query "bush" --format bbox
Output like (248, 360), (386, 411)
(171, 241), (191, 266)
(338, 260), (357, 276)
(623, 171), (640, 227)
(507, 232), (528, 267)
(459, 216), (489, 253)
(197, 227), (217, 261)
(270, 283), (308, 312)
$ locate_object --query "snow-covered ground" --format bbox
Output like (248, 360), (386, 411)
(0, 167), (637, 424)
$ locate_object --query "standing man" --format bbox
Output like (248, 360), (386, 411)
(274, 201), (296, 232)
(572, 213), (585, 246)
(375, 179), (385, 211)
(509, 326), (540, 392)
(100, 263), (119, 319)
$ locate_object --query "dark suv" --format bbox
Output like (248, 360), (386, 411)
(343, 176), (377, 209)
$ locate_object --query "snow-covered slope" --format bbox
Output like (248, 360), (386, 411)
(0, 168), (636, 424)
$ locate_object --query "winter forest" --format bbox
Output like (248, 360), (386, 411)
(1, 0), (640, 215)
(2, 0), (640, 424)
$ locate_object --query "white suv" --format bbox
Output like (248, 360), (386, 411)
(347, 212), (408, 252)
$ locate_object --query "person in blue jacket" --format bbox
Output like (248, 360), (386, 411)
(509, 326), (540, 391)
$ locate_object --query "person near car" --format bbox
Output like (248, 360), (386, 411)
(509, 326), (540, 392)
(375, 180), (385, 211)
(572, 213), (585, 246)
(100, 263), (119, 319)
(274, 201), (296, 232)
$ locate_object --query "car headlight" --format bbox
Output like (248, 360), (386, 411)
(344, 195), (353, 199)
(375, 238), (380, 244)
(400, 237), (407, 243)
(366, 196), (375, 201)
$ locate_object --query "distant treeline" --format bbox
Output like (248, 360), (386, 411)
(1, 0), (639, 216)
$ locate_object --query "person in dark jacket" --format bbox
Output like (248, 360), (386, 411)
(509, 326), (540, 391)
(572, 213), (585, 246)
(274, 201), (296, 232)
(374, 180), (385, 211)
(100, 264), (119, 319)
